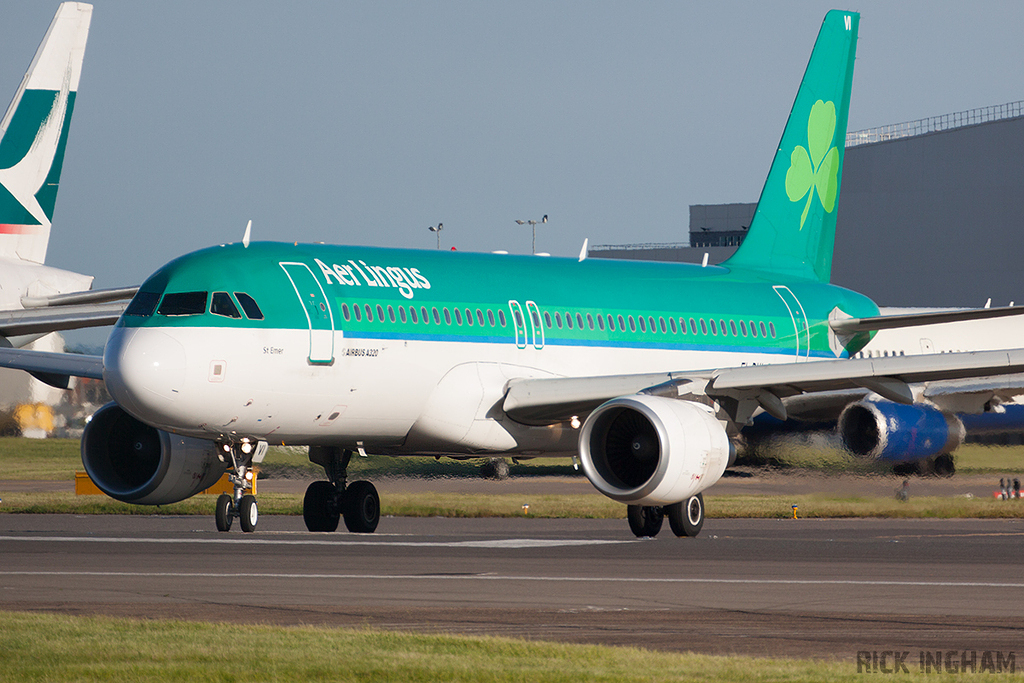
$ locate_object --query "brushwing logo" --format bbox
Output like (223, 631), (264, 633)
(785, 99), (839, 229)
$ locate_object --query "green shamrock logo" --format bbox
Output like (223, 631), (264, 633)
(785, 100), (839, 229)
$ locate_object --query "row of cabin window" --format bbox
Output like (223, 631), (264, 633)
(340, 301), (777, 340)
(542, 310), (776, 339)
(341, 302), (508, 328)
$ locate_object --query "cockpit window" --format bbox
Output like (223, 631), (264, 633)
(157, 291), (208, 316)
(210, 292), (242, 319)
(234, 292), (264, 320)
(124, 291), (161, 317)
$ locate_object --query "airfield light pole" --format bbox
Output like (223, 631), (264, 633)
(428, 223), (443, 249)
(515, 214), (548, 254)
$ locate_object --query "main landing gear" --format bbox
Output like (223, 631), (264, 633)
(214, 439), (267, 533)
(303, 446), (380, 533)
(626, 493), (704, 538)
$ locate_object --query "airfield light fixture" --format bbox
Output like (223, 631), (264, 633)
(515, 214), (548, 254)
(428, 223), (443, 249)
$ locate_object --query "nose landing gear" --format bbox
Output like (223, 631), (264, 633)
(303, 446), (380, 533)
(214, 439), (267, 533)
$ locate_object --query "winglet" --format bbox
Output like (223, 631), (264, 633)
(578, 238), (588, 262)
(0, 3), (92, 265)
(721, 10), (859, 283)
(242, 219), (252, 248)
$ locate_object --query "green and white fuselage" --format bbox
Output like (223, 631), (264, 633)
(105, 242), (879, 454)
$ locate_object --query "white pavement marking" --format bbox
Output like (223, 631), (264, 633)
(1, 571), (1024, 589)
(0, 535), (631, 549)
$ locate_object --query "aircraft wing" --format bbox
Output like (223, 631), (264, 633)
(0, 301), (127, 337)
(503, 348), (1024, 426)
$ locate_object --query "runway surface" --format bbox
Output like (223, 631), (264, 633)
(2, 514), (1024, 659)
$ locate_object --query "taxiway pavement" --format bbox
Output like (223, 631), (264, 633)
(2, 514), (1023, 659)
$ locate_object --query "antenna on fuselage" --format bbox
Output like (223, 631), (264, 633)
(242, 220), (252, 248)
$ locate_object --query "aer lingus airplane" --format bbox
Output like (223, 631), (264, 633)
(0, 2), (134, 356)
(5, 9), (1024, 537)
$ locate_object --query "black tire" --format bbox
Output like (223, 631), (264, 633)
(933, 453), (955, 477)
(215, 493), (233, 532)
(627, 505), (664, 537)
(303, 480), (341, 532)
(239, 494), (259, 533)
(343, 480), (380, 533)
(667, 493), (704, 537)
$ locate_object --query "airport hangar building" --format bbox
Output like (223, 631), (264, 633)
(590, 101), (1024, 309)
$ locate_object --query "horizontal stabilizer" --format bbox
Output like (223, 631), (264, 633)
(0, 347), (103, 388)
(0, 301), (126, 337)
(21, 285), (138, 308)
(829, 305), (1024, 334)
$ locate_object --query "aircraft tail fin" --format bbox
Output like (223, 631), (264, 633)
(721, 10), (858, 284)
(0, 2), (92, 265)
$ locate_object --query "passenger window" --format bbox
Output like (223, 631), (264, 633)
(689, 318), (698, 334)
(487, 309), (495, 326)
(597, 315), (605, 331)
(444, 308), (452, 325)
(234, 292), (264, 320)
(353, 304), (361, 321)
(555, 313), (563, 329)
(421, 306), (428, 324)
(454, 308), (463, 325)
(498, 310), (506, 327)
(648, 316), (656, 333)
(730, 320), (738, 336)
(739, 320), (746, 336)
(365, 304), (374, 322)
(387, 305), (396, 323)
(341, 303), (351, 321)
(586, 313), (594, 330)
(399, 307), (407, 323)
(607, 315), (615, 331)
(719, 319), (727, 336)
(477, 309), (484, 326)
(750, 320), (757, 337)
(466, 308), (474, 326)
(211, 292), (242, 319)
(409, 307), (417, 323)
(617, 315), (625, 331)
(700, 319), (708, 335)
(576, 313), (584, 329)
(377, 304), (385, 322)
(125, 291), (161, 317)
(709, 319), (717, 335)
(158, 291), (208, 316)
(566, 313), (573, 330)
(759, 321), (767, 337)
(769, 322), (776, 338)
(544, 312), (552, 328)
(628, 316), (636, 332)
(433, 307), (441, 324)
(660, 317), (667, 334)
(531, 309), (541, 329)
(638, 316), (645, 333)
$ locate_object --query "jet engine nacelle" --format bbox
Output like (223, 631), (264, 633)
(837, 400), (964, 462)
(81, 402), (224, 505)
(578, 395), (731, 506)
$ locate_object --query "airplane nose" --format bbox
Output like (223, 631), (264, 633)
(104, 327), (187, 419)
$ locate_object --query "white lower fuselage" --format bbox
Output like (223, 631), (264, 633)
(104, 323), (802, 456)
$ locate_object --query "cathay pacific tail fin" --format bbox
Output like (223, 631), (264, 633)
(0, 2), (92, 265)
(722, 10), (858, 283)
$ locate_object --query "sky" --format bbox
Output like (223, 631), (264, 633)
(3, 1), (1024, 345)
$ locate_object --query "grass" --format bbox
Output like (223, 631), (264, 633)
(1, 610), (1007, 683)
(3, 489), (1024, 520)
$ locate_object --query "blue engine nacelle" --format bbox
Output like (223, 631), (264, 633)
(837, 400), (964, 462)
